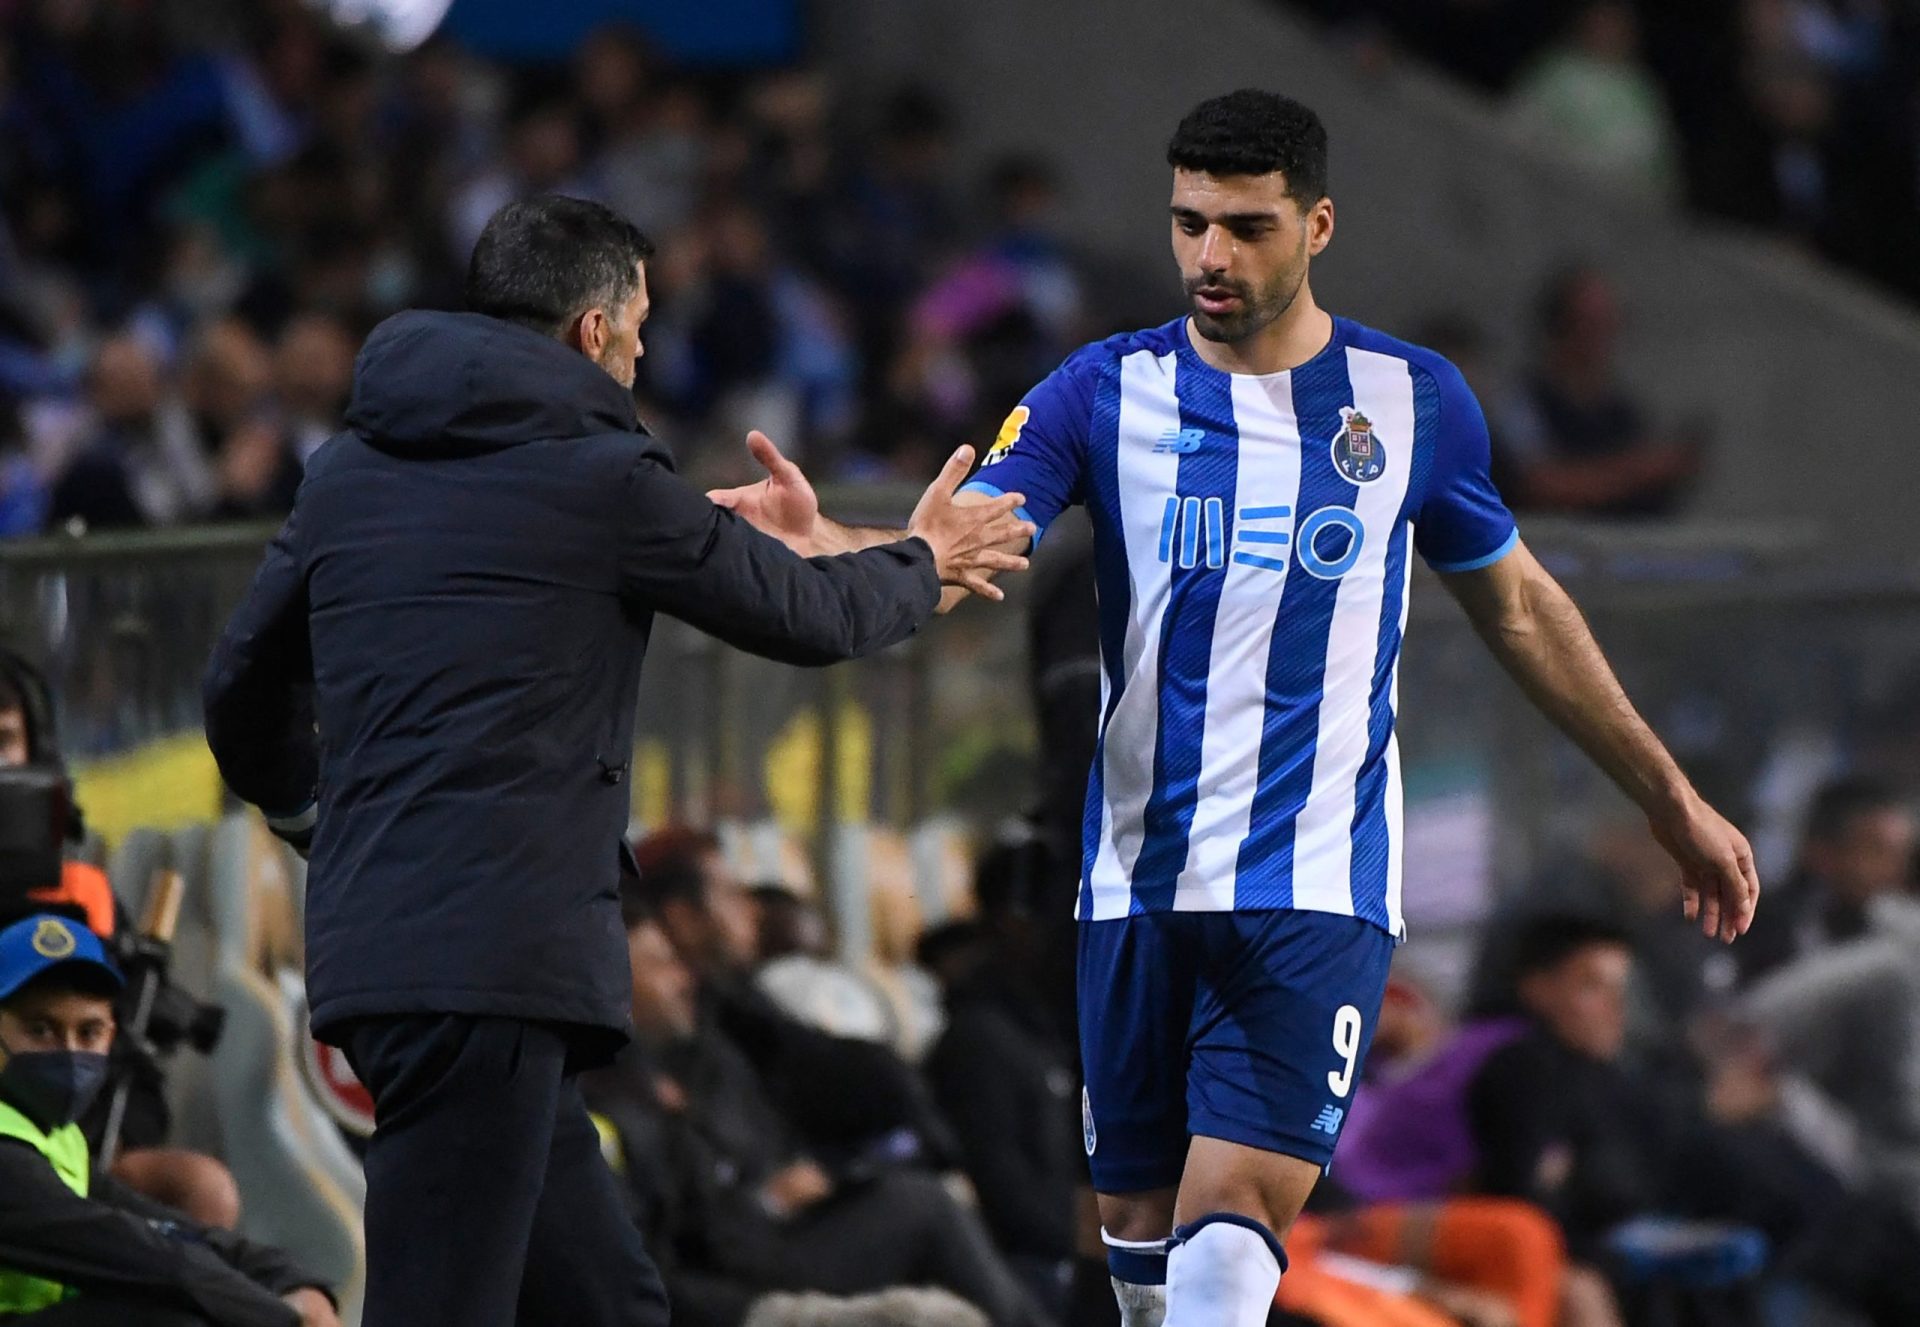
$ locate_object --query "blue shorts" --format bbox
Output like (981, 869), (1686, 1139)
(1077, 908), (1395, 1194)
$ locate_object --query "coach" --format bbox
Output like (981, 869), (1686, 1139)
(201, 196), (1029, 1327)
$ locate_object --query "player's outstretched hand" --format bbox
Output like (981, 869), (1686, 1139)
(1650, 794), (1760, 944)
(707, 430), (820, 555)
(908, 446), (1034, 601)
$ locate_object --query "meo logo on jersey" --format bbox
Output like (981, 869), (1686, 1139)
(1161, 500), (1368, 581)
(986, 406), (1029, 465)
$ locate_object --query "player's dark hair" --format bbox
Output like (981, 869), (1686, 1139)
(1508, 913), (1631, 982)
(1167, 90), (1328, 202)
(466, 195), (654, 340)
(1803, 777), (1909, 845)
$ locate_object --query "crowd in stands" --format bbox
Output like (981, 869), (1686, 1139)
(1285, 0), (1920, 304)
(0, 0), (1106, 538)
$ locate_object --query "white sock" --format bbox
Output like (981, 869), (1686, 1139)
(1103, 1229), (1169, 1327)
(1163, 1217), (1284, 1327)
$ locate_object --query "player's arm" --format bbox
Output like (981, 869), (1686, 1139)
(1439, 541), (1758, 943)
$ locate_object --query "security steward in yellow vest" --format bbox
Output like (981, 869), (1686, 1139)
(0, 914), (337, 1327)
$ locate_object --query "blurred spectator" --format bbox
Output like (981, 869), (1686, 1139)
(1495, 265), (1703, 517)
(50, 335), (215, 532)
(1509, 2), (1679, 198)
(631, 828), (955, 1173)
(752, 886), (897, 1045)
(921, 843), (1082, 1318)
(584, 900), (1054, 1327)
(447, 96), (595, 263)
(1734, 776), (1920, 983)
(1467, 914), (1920, 1326)
(1283, 0), (1920, 302)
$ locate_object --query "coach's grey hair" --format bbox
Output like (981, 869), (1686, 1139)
(743, 1288), (991, 1327)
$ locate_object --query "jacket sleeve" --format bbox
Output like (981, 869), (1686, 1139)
(616, 457), (940, 666)
(202, 511), (318, 816)
(0, 1142), (303, 1327)
(91, 1174), (331, 1302)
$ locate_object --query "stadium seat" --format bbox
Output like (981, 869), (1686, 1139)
(205, 813), (367, 1325)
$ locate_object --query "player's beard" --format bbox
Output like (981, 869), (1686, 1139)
(1185, 244), (1310, 346)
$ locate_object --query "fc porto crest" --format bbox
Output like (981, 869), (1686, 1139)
(31, 917), (76, 959)
(1331, 407), (1388, 485)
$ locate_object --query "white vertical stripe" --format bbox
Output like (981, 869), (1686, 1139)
(1292, 349), (1418, 916)
(1085, 349), (1184, 920)
(1172, 373), (1302, 910)
(1383, 536), (1413, 936)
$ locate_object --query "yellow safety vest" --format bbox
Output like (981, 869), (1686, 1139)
(0, 1098), (90, 1314)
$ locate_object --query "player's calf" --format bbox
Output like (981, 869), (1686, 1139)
(1164, 1213), (1287, 1327)
(1103, 1230), (1170, 1327)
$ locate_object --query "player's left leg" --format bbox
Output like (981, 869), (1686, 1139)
(1164, 909), (1395, 1327)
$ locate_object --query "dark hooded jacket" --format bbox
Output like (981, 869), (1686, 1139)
(203, 311), (937, 1055)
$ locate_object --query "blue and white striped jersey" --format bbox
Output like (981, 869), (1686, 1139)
(966, 316), (1517, 937)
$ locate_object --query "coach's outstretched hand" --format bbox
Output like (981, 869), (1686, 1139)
(909, 446), (1034, 601)
(1651, 792), (1761, 944)
(707, 430), (821, 555)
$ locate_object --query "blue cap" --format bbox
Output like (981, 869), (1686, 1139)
(0, 914), (122, 1003)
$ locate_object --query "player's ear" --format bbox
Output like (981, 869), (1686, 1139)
(1305, 196), (1334, 257)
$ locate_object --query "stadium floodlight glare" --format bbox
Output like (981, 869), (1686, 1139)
(309, 0), (456, 52)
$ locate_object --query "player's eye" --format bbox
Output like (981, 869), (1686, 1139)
(1231, 223), (1273, 242)
(1177, 219), (1206, 236)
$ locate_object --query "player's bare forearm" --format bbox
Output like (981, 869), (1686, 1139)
(1442, 541), (1685, 815)
(1442, 538), (1759, 941)
(812, 516), (908, 556)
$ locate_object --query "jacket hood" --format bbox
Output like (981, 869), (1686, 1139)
(345, 310), (642, 455)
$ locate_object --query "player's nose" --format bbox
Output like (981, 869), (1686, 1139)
(1198, 225), (1233, 271)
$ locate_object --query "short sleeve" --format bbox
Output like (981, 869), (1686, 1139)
(1413, 360), (1520, 573)
(962, 352), (1095, 542)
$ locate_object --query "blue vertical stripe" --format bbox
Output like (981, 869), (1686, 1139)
(1204, 498), (1225, 569)
(1348, 517), (1409, 925)
(1234, 337), (1358, 909)
(1080, 359), (1129, 919)
(1158, 498), (1178, 563)
(1180, 497), (1202, 569)
(1348, 369), (1437, 925)
(1130, 349), (1239, 911)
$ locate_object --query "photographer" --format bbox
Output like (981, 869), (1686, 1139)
(0, 650), (238, 1227)
(0, 912), (336, 1326)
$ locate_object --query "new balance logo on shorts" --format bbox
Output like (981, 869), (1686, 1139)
(1310, 1105), (1345, 1136)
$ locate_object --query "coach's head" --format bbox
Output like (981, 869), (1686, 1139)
(466, 195), (655, 389)
(1168, 90), (1333, 346)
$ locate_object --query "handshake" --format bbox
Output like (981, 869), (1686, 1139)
(708, 433), (1037, 609)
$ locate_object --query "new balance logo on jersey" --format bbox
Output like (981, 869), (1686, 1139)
(1154, 428), (1207, 454)
(1310, 1105), (1345, 1136)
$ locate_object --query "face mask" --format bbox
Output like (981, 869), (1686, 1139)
(0, 1042), (109, 1131)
